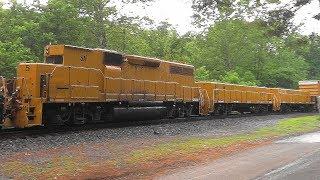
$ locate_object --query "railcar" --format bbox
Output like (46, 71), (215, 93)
(299, 81), (320, 96)
(197, 82), (315, 115)
(274, 89), (315, 112)
(299, 81), (320, 111)
(196, 82), (274, 115)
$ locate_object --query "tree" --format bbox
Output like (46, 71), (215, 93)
(261, 38), (309, 88)
(0, 3), (54, 61)
(0, 40), (36, 78)
(195, 20), (309, 88)
(0, 0), (316, 89)
(40, 0), (155, 48)
(192, 0), (314, 21)
(198, 20), (269, 80)
(283, 33), (320, 80)
(221, 71), (259, 86)
(191, 0), (315, 36)
(195, 66), (211, 81)
(0, 0), (156, 77)
(106, 17), (153, 55)
(301, 34), (320, 79)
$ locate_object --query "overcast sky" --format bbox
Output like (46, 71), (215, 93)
(2, 0), (320, 35)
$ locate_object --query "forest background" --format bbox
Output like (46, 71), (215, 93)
(1, 0), (320, 88)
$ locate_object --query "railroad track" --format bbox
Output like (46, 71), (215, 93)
(0, 112), (312, 140)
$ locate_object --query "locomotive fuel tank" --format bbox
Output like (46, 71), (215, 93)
(113, 107), (167, 121)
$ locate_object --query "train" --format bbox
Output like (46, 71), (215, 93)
(0, 44), (317, 129)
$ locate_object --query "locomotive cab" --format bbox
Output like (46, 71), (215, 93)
(44, 45), (105, 70)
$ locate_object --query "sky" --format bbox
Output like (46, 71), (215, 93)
(2, 0), (320, 35)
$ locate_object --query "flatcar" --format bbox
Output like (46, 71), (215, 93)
(197, 82), (315, 115)
(0, 45), (316, 129)
(299, 81), (320, 96)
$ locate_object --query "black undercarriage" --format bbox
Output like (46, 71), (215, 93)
(42, 101), (200, 126)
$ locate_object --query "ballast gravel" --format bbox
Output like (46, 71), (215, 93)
(0, 113), (315, 157)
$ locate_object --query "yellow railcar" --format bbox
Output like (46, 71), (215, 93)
(196, 82), (314, 115)
(299, 81), (320, 96)
(275, 89), (314, 112)
(196, 82), (274, 114)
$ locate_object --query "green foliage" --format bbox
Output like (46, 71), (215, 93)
(0, 4), (54, 60)
(299, 35), (320, 79)
(195, 66), (211, 81)
(261, 40), (309, 88)
(0, 1), (319, 89)
(221, 71), (259, 86)
(0, 40), (36, 78)
(199, 20), (269, 79)
(191, 0), (311, 35)
(195, 20), (309, 88)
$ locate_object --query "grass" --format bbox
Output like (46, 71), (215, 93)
(129, 115), (320, 163)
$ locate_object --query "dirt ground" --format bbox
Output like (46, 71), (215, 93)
(0, 137), (271, 179)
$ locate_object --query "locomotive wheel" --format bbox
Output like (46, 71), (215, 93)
(185, 105), (192, 117)
(102, 107), (114, 122)
(173, 106), (184, 118)
(92, 106), (103, 122)
(164, 103), (175, 119)
(166, 107), (175, 119)
(58, 107), (73, 124)
(216, 107), (224, 116)
(73, 106), (87, 125)
(45, 106), (73, 126)
(178, 106), (186, 118)
(73, 105), (100, 125)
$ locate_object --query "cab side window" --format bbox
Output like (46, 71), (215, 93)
(46, 55), (63, 64)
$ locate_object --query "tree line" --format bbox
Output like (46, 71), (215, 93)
(0, 0), (320, 89)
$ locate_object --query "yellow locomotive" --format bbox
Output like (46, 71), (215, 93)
(0, 45), (316, 129)
(0, 45), (201, 128)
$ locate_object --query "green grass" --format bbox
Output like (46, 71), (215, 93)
(129, 115), (320, 163)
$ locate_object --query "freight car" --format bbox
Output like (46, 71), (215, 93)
(299, 80), (320, 111)
(0, 44), (316, 129)
(197, 82), (274, 115)
(299, 81), (320, 96)
(197, 82), (315, 115)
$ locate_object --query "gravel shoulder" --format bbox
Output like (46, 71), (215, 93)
(0, 113), (317, 179)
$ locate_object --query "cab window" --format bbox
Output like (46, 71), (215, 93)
(46, 55), (63, 64)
